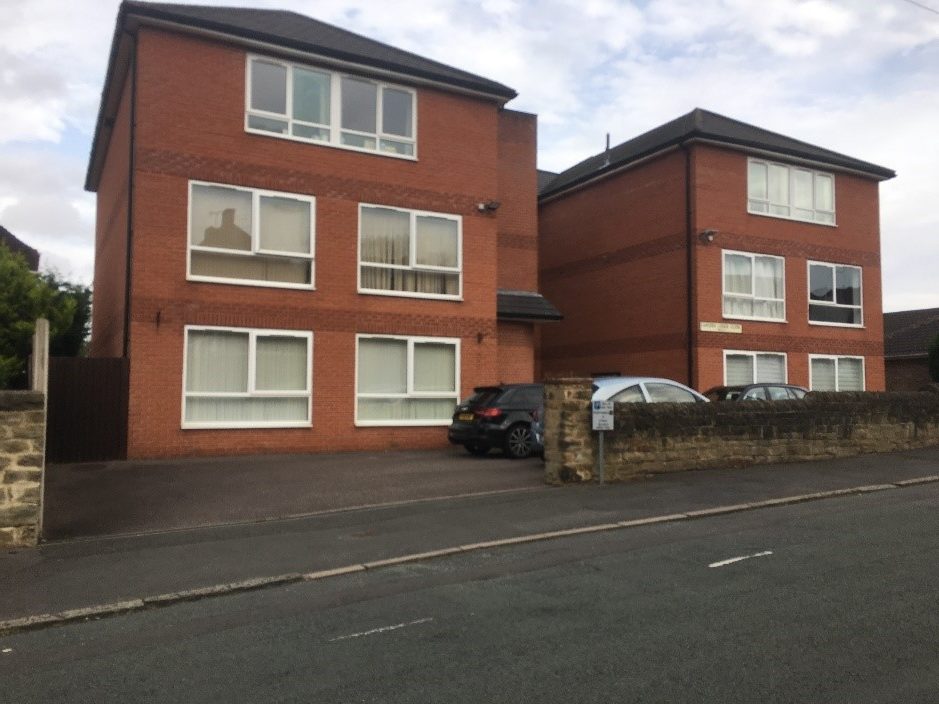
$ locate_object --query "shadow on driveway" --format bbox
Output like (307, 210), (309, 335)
(43, 448), (545, 541)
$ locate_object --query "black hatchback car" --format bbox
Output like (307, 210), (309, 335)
(448, 384), (544, 459)
(704, 383), (808, 401)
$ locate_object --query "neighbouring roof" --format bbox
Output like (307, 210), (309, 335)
(86, 1), (517, 190)
(537, 169), (558, 194)
(497, 290), (562, 322)
(884, 308), (939, 359)
(0, 225), (40, 271)
(540, 108), (896, 200)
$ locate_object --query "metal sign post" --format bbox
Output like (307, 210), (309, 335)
(591, 400), (614, 485)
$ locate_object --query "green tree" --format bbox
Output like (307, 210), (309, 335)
(929, 333), (939, 383)
(0, 243), (81, 389)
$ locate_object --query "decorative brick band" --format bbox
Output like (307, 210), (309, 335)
(712, 231), (879, 268)
(541, 233), (686, 281)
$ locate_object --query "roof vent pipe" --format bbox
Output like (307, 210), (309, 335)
(603, 132), (611, 167)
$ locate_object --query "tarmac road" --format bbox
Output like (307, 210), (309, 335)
(2, 482), (938, 703)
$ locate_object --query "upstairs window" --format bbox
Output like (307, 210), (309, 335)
(722, 250), (785, 321)
(246, 56), (416, 158)
(748, 159), (835, 225)
(359, 205), (461, 299)
(808, 261), (863, 326)
(188, 182), (314, 289)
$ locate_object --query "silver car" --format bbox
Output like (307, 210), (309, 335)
(592, 376), (709, 403)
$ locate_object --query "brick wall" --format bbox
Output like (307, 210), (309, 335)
(0, 392), (45, 547)
(691, 143), (886, 392)
(90, 69), (132, 357)
(91, 27), (535, 458)
(543, 378), (939, 484)
(538, 149), (690, 381)
(885, 357), (932, 392)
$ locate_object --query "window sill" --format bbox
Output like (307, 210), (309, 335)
(355, 420), (452, 427)
(747, 208), (837, 228)
(723, 314), (787, 324)
(808, 321), (865, 329)
(358, 288), (463, 302)
(182, 421), (313, 430)
(187, 274), (316, 292)
(246, 126), (418, 162)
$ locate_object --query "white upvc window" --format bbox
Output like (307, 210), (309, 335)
(246, 55), (417, 159)
(724, 350), (788, 386)
(358, 204), (462, 300)
(182, 326), (313, 429)
(808, 261), (863, 327)
(747, 158), (835, 225)
(809, 355), (865, 391)
(722, 250), (786, 322)
(188, 181), (315, 290)
(355, 334), (460, 426)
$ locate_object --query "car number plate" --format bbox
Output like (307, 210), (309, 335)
(458, 413), (474, 421)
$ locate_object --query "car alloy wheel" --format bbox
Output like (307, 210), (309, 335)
(505, 424), (533, 459)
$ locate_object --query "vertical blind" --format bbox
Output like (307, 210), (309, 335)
(185, 330), (310, 425)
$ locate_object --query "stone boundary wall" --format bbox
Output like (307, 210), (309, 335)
(544, 378), (939, 484)
(0, 392), (45, 547)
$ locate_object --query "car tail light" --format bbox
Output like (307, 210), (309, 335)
(475, 407), (503, 420)
(531, 409), (541, 421)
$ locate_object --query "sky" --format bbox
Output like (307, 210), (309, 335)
(0, 0), (937, 311)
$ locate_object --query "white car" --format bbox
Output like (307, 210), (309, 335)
(592, 376), (709, 404)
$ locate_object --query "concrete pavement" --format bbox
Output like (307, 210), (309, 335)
(2, 446), (938, 629)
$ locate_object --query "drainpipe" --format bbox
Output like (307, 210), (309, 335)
(122, 31), (137, 359)
(682, 142), (695, 389)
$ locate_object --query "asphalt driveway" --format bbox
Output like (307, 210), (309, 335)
(42, 448), (545, 541)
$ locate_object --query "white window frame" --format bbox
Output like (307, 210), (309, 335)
(357, 203), (463, 301)
(722, 350), (789, 385)
(808, 354), (866, 392)
(187, 180), (316, 291)
(245, 55), (418, 161)
(747, 158), (836, 226)
(181, 325), (313, 430)
(721, 249), (786, 323)
(354, 333), (460, 427)
(807, 260), (864, 328)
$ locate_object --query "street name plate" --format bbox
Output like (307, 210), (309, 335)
(592, 400), (614, 431)
(699, 321), (743, 333)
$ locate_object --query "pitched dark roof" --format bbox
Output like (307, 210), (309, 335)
(497, 290), (562, 322)
(0, 226), (40, 271)
(540, 108), (895, 200)
(537, 169), (558, 194)
(884, 308), (939, 358)
(124, 1), (516, 98)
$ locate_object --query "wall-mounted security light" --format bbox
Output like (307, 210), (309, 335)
(699, 229), (718, 244)
(477, 200), (501, 212)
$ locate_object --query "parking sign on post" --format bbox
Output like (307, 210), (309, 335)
(592, 401), (614, 431)
(592, 400), (614, 484)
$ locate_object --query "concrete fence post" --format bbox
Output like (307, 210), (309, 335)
(30, 318), (49, 395)
(543, 377), (595, 485)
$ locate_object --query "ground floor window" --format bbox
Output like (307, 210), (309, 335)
(183, 326), (312, 428)
(355, 334), (459, 425)
(809, 355), (864, 391)
(724, 350), (787, 385)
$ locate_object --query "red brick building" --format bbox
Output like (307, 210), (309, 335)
(538, 109), (894, 393)
(86, 2), (556, 458)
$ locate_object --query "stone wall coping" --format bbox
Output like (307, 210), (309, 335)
(0, 391), (44, 412)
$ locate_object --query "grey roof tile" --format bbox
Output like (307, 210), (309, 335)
(884, 308), (939, 358)
(497, 290), (562, 322)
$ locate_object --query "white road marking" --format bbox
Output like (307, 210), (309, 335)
(2, 648), (12, 654)
(709, 550), (773, 568)
(330, 617), (433, 642)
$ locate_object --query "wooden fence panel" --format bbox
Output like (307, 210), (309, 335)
(47, 357), (128, 463)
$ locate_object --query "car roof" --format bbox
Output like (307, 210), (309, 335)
(592, 376), (708, 401)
